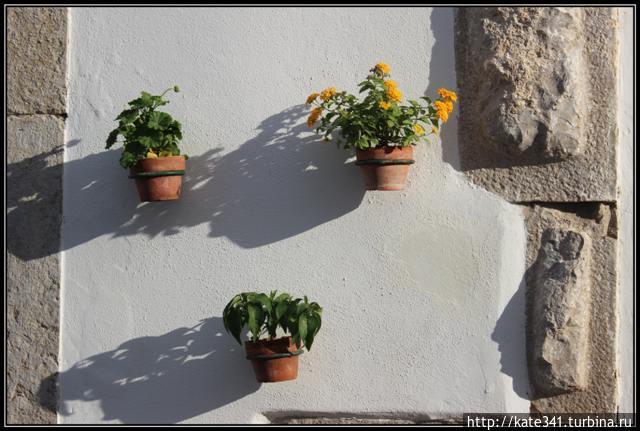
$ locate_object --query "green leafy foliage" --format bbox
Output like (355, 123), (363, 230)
(305, 64), (456, 150)
(222, 291), (323, 351)
(105, 86), (187, 169)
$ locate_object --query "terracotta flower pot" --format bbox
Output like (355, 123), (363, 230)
(355, 146), (414, 191)
(244, 336), (302, 383)
(129, 156), (185, 202)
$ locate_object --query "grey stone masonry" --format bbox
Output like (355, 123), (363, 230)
(528, 227), (591, 396)
(7, 7), (68, 424)
(455, 8), (617, 202)
(8, 7), (68, 114)
(525, 205), (617, 413)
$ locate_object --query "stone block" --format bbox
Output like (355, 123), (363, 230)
(7, 115), (64, 424)
(455, 8), (617, 202)
(286, 417), (416, 425)
(7, 7), (68, 114)
(528, 228), (591, 396)
(524, 205), (617, 412)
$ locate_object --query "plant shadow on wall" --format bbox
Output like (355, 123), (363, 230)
(7, 105), (365, 261)
(7, 147), (63, 261)
(43, 318), (259, 424)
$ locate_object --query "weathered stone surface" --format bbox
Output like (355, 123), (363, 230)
(7, 7), (67, 114)
(466, 8), (585, 161)
(524, 205), (617, 412)
(7, 115), (64, 424)
(278, 415), (462, 425)
(528, 228), (591, 396)
(286, 417), (416, 424)
(455, 8), (617, 202)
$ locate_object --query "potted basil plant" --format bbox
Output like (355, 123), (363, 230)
(223, 291), (322, 383)
(106, 86), (188, 202)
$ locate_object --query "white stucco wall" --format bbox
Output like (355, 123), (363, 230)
(60, 7), (529, 424)
(616, 7), (634, 414)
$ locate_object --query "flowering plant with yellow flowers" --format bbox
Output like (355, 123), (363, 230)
(305, 63), (456, 150)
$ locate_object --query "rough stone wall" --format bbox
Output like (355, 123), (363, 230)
(455, 8), (617, 202)
(7, 7), (67, 424)
(455, 7), (619, 413)
(266, 413), (462, 425)
(524, 205), (617, 412)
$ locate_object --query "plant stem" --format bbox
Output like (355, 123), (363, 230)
(159, 87), (174, 98)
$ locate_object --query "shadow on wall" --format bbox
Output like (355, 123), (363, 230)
(45, 318), (259, 424)
(7, 105), (365, 261)
(491, 278), (531, 400)
(427, 7), (460, 170)
(7, 147), (63, 260)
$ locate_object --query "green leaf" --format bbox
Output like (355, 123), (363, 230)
(223, 296), (244, 337)
(140, 91), (153, 105)
(298, 313), (308, 347)
(138, 136), (156, 149)
(247, 303), (263, 341)
(105, 129), (120, 149)
(226, 308), (244, 345)
(148, 111), (174, 130)
(255, 293), (272, 314)
(296, 302), (309, 316)
(274, 292), (291, 303)
(275, 301), (288, 321)
(119, 151), (138, 169)
(116, 109), (138, 124)
(304, 312), (321, 351)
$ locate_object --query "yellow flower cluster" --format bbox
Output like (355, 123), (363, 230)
(437, 88), (457, 102)
(383, 80), (397, 89)
(413, 124), (425, 136)
(433, 101), (450, 122)
(306, 92), (319, 104)
(307, 107), (323, 128)
(387, 87), (403, 102)
(374, 62), (391, 74)
(382, 78), (402, 102)
(434, 87), (457, 122)
(378, 101), (391, 110)
(434, 88), (457, 123)
(305, 86), (338, 127)
(320, 87), (337, 101)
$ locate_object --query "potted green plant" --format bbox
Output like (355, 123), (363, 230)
(105, 86), (188, 202)
(223, 291), (322, 383)
(305, 63), (457, 190)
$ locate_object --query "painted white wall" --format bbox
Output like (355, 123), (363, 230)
(616, 7), (634, 414)
(61, 7), (529, 424)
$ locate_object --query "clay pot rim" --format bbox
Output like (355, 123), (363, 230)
(244, 335), (294, 347)
(143, 155), (186, 160)
(356, 145), (415, 151)
(356, 146), (414, 158)
(131, 155), (186, 176)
